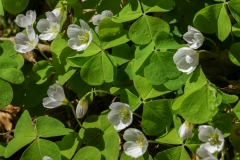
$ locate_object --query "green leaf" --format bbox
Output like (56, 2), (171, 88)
(36, 116), (73, 138)
(68, 72), (92, 98)
(178, 85), (220, 124)
(229, 123), (240, 150)
(193, 4), (231, 41)
(164, 73), (190, 91)
(142, 100), (173, 135)
(155, 31), (187, 51)
(2, 0), (29, 14)
(114, 61), (134, 86)
(184, 66), (207, 93)
(209, 112), (232, 137)
(0, 143), (6, 156)
(102, 30), (130, 49)
(20, 139), (61, 160)
(228, 0), (240, 22)
(112, 0), (142, 23)
(232, 23), (240, 37)
(112, 43), (132, 65)
(0, 0), (4, 16)
(156, 128), (182, 145)
(0, 68), (24, 84)
(229, 42), (240, 66)
(99, 17), (123, 41)
(129, 15), (170, 45)
(144, 52), (181, 85)
(72, 146), (101, 160)
(56, 132), (80, 160)
(67, 54), (92, 67)
(219, 90), (238, 103)
(0, 78), (13, 108)
(133, 75), (171, 100)
(66, 0), (78, 4)
(0, 57), (18, 69)
(217, 4), (231, 41)
(233, 100), (240, 120)
(141, 0), (175, 13)
(154, 146), (191, 160)
(88, 131), (119, 160)
(120, 151), (153, 160)
(80, 52), (117, 85)
(32, 60), (54, 84)
(120, 89), (141, 111)
(4, 111), (36, 158)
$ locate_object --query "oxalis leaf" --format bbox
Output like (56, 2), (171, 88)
(129, 15), (170, 45)
(4, 110), (36, 158)
(177, 84), (221, 124)
(72, 146), (101, 160)
(193, 4), (231, 41)
(80, 52), (117, 86)
(142, 100), (173, 135)
(0, 78), (13, 108)
(144, 51), (181, 85)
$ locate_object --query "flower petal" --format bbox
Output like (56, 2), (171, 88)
(46, 11), (58, 22)
(76, 102), (88, 118)
(123, 141), (144, 158)
(80, 19), (90, 31)
(26, 10), (36, 25)
(43, 97), (61, 108)
(26, 26), (36, 41)
(14, 33), (28, 45)
(67, 24), (81, 38)
(68, 38), (88, 51)
(92, 14), (102, 25)
(198, 125), (215, 142)
(101, 10), (113, 18)
(37, 19), (50, 33)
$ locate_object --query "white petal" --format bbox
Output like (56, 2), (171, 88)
(76, 102), (88, 118)
(33, 36), (39, 47)
(109, 102), (125, 110)
(188, 25), (201, 33)
(14, 15), (27, 28)
(95, 26), (99, 34)
(108, 110), (121, 125)
(39, 33), (54, 41)
(80, 19), (90, 31)
(201, 143), (219, 154)
(37, 19), (50, 33)
(123, 128), (145, 141)
(101, 10), (113, 18)
(92, 14), (102, 25)
(14, 33), (28, 45)
(68, 38), (88, 51)
(14, 44), (31, 53)
(196, 147), (217, 160)
(178, 122), (192, 140)
(43, 97), (61, 108)
(46, 11), (58, 22)
(52, 8), (62, 21)
(26, 10), (36, 25)
(42, 156), (53, 160)
(67, 24), (81, 39)
(123, 141), (144, 158)
(198, 125), (215, 142)
(26, 26), (36, 41)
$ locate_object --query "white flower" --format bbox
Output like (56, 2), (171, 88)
(76, 97), (88, 118)
(173, 47), (199, 74)
(42, 156), (53, 160)
(14, 10), (36, 28)
(123, 128), (148, 158)
(183, 25), (204, 49)
(92, 10), (113, 34)
(37, 10), (61, 41)
(14, 25), (39, 53)
(108, 102), (133, 130)
(67, 19), (92, 51)
(178, 121), (193, 140)
(43, 81), (68, 108)
(196, 147), (218, 160)
(52, 8), (62, 22)
(198, 125), (224, 153)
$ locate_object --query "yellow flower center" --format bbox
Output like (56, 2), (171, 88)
(119, 108), (130, 120)
(50, 24), (59, 34)
(78, 32), (90, 44)
(27, 39), (35, 48)
(208, 134), (220, 145)
(136, 137), (144, 148)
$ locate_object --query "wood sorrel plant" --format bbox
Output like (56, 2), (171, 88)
(0, 0), (240, 159)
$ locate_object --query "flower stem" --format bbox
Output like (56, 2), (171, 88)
(92, 40), (106, 53)
(68, 102), (85, 129)
(133, 112), (142, 118)
(85, 90), (111, 97)
(36, 46), (51, 63)
(205, 37), (219, 52)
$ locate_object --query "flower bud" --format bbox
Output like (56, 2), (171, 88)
(76, 97), (89, 118)
(178, 121), (193, 140)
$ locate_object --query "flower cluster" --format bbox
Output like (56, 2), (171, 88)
(173, 26), (204, 74)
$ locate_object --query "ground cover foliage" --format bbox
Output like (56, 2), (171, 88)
(1, 0), (240, 159)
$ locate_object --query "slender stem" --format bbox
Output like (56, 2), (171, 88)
(36, 46), (51, 63)
(85, 90), (111, 97)
(205, 37), (219, 52)
(133, 112), (142, 118)
(68, 102), (85, 129)
(92, 40), (105, 53)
